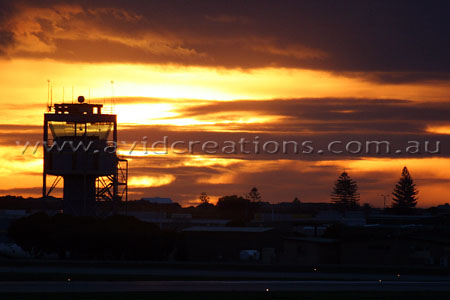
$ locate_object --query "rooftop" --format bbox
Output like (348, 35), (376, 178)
(285, 237), (338, 243)
(182, 226), (274, 233)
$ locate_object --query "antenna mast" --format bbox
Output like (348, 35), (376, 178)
(379, 194), (389, 209)
(111, 80), (115, 112)
(47, 79), (50, 111)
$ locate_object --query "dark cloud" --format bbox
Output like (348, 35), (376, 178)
(0, 30), (14, 54)
(2, 0), (450, 82)
(0, 186), (42, 196)
(3, 97), (448, 158)
(344, 71), (450, 85)
(176, 97), (450, 131)
(0, 124), (40, 131)
(0, 0), (16, 54)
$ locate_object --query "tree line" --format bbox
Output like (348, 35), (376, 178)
(330, 166), (419, 214)
(198, 166), (419, 215)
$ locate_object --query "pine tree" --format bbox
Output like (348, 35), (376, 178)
(331, 171), (360, 209)
(391, 166), (418, 214)
(246, 187), (262, 202)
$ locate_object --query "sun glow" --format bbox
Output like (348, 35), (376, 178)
(115, 103), (178, 124)
(426, 125), (450, 135)
(2, 59), (450, 115)
(197, 173), (236, 184)
(0, 147), (43, 190)
(128, 175), (175, 187)
(114, 102), (281, 127)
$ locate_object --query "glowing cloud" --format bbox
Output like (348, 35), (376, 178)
(128, 174), (175, 187)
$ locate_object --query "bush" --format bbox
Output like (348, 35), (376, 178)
(8, 213), (177, 260)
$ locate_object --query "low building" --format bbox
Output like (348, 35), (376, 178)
(281, 237), (339, 265)
(340, 236), (450, 267)
(181, 226), (282, 262)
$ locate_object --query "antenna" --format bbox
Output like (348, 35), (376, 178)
(47, 79), (50, 111)
(50, 84), (53, 108)
(111, 80), (115, 112)
(72, 86), (74, 104)
(379, 194), (389, 209)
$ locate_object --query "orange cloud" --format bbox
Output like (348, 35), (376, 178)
(127, 175), (175, 187)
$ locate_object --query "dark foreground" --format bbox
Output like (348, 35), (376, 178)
(1, 291), (450, 300)
(1, 260), (449, 299)
(1, 280), (450, 293)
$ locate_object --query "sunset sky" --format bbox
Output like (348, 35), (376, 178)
(0, 0), (449, 207)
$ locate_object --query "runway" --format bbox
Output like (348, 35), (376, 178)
(1, 280), (450, 293)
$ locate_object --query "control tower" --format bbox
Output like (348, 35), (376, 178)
(43, 96), (127, 216)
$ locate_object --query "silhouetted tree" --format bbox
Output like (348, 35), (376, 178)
(391, 166), (418, 214)
(245, 187), (262, 202)
(291, 197), (302, 210)
(0, 195), (61, 210)
(199, 192), (210, 204)
(196, 192), (215, 211)
(331, 171), (360, 210)
(216, 195), (254, 222)
(8, 213), (177, 260)
(362, 203), (372, 219)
